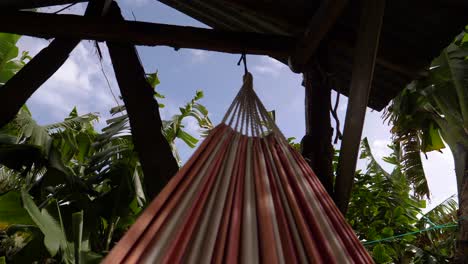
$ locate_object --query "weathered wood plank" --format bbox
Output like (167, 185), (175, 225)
(0, 0), (87, 9)
(334, 0), (386, 213)
(0, 11), (295, 57)
(106, 2), (179, 199)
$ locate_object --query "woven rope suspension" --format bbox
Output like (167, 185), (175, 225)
(103, 73), (373, 264)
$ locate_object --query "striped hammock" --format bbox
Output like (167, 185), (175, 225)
(104, 73), (373, 263)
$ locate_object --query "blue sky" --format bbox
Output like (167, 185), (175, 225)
(17, 0), (457, 209)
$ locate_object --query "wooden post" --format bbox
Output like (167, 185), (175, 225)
(301, 64), (334, 195)
(334, 0), (385, 213)
(106, 2), (179, 199)
(0, 0), (110, 128)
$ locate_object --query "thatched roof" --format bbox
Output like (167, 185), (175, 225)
(158, 0), (467, 110)
(2, 0), (467, 110)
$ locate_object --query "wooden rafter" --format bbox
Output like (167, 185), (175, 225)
(1, 0), (87, 9)
(106, 2), (179, 199)
(0, 0), (111, 128)
(288, 0), (348, 73)
(0, 39), (79, 128)
(0, 11), (295, 57)
(334, 0), (386, 213)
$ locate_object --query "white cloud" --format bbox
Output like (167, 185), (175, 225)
(183, 117), (200, 135)
(158, 98), (179, 120)
(189, 50), (210, 63)
(422, 148), (458, 209)
(253, 56), (287, 77)
(372, 139), (391, 157)
(17, 37), (119, 124)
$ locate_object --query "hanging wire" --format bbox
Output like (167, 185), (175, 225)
(92, 44), (122, 112)
(330, 91), (343, 144)
(237, 53), (248, 74)
(53, 2), (78, 14)
(362, 215), (464, 245)
(362, 222), (457, 245)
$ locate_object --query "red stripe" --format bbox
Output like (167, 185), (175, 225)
(161, 130), (235, 263)
(260, 140), (299, 263)
(103, 124), (227, 263)
(289, 148), (373, 263)
(252, 138), (279, 264)
(224, 135), (247, 263)
(104, 125), (373, 263)
(267, 136), (327, 263)
(212, 135), (246, 263)
(132, 125), (231, 263)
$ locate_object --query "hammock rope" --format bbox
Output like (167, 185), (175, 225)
(103, 73), (373, 264)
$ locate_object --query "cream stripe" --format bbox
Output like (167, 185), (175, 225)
(142, 132), (231, 263)
(263, 139), (308, 263)
(256, 140), (285, 264)
(185, 133), (241, 263)
(278, 141), (352, 263)
(241, 138), (259, 264)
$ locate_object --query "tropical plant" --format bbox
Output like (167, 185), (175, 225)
(0, 33), (30, 85)
(0, 33), (214, 262)
(411, 195), (458, 263)
(347, 138), (458, 263)
(0, 89), (213, 263)
(384, 28), (468, 258)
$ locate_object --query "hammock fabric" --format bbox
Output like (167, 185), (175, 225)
(103, 73), (373, 264)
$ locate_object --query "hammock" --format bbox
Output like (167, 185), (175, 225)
(103, 73), (373, 264)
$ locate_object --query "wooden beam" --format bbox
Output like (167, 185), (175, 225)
(0, 0), (87, 10)
(334, 0), (385, 213)
(0, 40), (79, 128)
(288, 0), (348, 73)
(0, 11), (295, 57)
(301, 64), (334, 196)
(0, 0), (110, 128)
(106, 2), (179, 199)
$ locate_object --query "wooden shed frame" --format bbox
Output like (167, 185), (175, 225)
(0, 0), (466, 213)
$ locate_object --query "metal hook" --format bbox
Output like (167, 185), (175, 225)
(237, 53), (248, 74)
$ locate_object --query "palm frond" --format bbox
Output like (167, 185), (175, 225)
(360, 138), (391, 178)
(398, 130), (430, 199)
(0, 167), (22, 193)
(412, 196), (458, 262)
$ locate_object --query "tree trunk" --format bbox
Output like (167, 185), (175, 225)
(301, 65), (334, 196)
(455, 145), (468, 263)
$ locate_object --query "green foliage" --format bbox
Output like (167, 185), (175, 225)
(347, 138), (458, 263)
(146, 71), (165, 107)
(0, 168), (22, 194)
(287, 137), (301, 151)
(412, 196), (458, 263)
(0, 33), (30, 85)
(348, 138), (423, 263)
(21, 191), (69, 259)
(162, 89), (213, 164)
(0, 99), (211, 262)
(0, 191), (34, 229)
(0, 39), (213, 262)
(384, 30), (468, 198)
